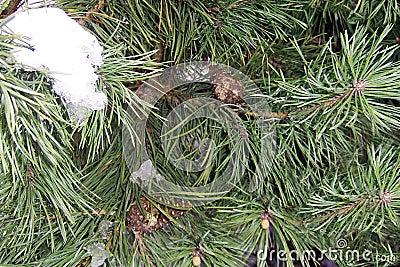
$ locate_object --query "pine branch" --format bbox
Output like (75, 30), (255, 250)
(2, 1), (400, 266)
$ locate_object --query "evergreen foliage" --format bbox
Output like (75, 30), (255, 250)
(0, 0), (400, 266)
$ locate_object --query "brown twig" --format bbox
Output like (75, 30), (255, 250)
(206, 0), (252, 28)
(303, 190), (392, 224)
(291, 79), (365, 117)
(133, 231), (156, 267)
(26, 161), (35, 186)
(77, 0), (106, 26)
(152, 42), (165, 63)
(244, 85), (357, 120)
(303, 198), (365, 223)
(1, 0), (21, 18)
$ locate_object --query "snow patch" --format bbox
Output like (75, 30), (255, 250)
(131, 160), (162, 183)
(3, 7), (107, 123)
(19, 0), (57, 9)
(86, 242), (111, 267)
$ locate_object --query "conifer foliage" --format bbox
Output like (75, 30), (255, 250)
(0, 0), (400, 266)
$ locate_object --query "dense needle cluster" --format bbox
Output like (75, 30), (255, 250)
(1, 0), (400, 266)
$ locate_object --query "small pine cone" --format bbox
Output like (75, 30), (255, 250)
(259, 210), (272, 230)
(211, 72), (244, 105)
(126, 196), (187, 234)
(126, 197), (150, 233)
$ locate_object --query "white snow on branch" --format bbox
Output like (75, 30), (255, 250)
(3, 7), (107, 123)
(19, 0), (56, 9)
